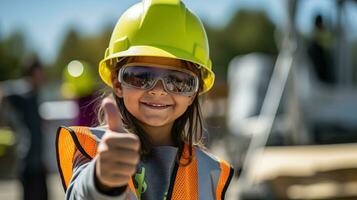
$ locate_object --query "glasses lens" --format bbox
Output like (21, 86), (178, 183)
(120, 66), (198, 95)
(121, 67), (156, 89)
(165, 71), (197, 94)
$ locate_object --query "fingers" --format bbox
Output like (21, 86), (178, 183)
(105, 132), (140, 151)
(106, 162), (137, 177)
(102, 97), (122, 132)
(100, 148), (140, 166)
(99, 135), (140, 162)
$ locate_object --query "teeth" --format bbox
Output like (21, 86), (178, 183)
(145, 102), (167, 107)
(141, 101), (172, 108)
(150, 104), (165, 107)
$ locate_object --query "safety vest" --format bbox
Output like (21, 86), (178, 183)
(56, 126), (234, 200)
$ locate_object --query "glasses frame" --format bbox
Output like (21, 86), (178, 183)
(118, 62), (200, 96)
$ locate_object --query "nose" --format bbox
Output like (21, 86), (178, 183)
(148, 80), (168, 96)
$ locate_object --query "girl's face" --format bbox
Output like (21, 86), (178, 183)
(111, 57), (196, 129)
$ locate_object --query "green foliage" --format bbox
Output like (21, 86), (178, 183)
(0, 31), (27, 81)
(50, 26), (112, 83)
(206, 10), (278, 78)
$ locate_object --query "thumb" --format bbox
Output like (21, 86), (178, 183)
(102, 97), (122, 132)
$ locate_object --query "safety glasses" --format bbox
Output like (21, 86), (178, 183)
(118, 63), (199, 96)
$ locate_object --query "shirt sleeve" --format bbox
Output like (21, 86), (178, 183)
(65, 151), (128, 200)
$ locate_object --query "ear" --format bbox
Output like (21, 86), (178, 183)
(110, 70), (123, 97)
(188, 93), (197, 105)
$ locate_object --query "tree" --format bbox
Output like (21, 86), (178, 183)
(0, 31), (27, 81)
(206, 10), (278, 78)
(50, 26), (112, 83)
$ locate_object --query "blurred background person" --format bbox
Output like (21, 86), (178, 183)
(0, 55), (48, 200)
(307, 14), (335, 85)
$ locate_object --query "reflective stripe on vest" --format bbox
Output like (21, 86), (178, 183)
(56, 126), (234, 200)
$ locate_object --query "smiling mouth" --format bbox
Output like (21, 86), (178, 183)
(141, 102), (172, 109)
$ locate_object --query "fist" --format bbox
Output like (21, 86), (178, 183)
(95, 98), (140, 188)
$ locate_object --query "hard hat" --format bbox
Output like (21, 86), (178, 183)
(61, 60), (97, 98)
(98, 0), (214, 94)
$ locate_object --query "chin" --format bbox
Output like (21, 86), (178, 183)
(144, 121), (168, 127)
(140, 118), (172, 128)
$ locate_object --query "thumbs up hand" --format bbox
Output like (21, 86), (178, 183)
(95, 98), (140, 189)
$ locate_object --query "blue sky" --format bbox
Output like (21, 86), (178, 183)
(1, 0), (356, 64)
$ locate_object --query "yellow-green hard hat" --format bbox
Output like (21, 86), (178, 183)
(98, 0), (214, 94)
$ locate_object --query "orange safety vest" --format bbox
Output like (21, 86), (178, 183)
(56, 126), (234, 200)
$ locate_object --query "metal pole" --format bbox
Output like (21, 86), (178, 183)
(236, 0), (297, 193)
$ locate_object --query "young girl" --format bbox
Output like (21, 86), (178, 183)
(56, 0), (233, 199)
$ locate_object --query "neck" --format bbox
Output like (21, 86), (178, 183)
(141, 123), (174, 146)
